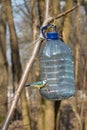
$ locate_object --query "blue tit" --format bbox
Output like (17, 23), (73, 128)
(25, 80), (47, 89)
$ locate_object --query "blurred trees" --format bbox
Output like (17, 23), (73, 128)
(62, 0), (73, 43)
(0, 0), (31, 129)
(5, 0), (31, 129)
(5, 0), (22, 89)
(0, 0), (8, 122)
(0, 0), (87, 130)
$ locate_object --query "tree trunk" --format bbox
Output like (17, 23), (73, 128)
(39, 1), (56, 130)
(44, 100), (55, 130)
(60, 1), (74, 130)
(51, 0), (62, 32)
(0, 0), (8, 122)
(5, 0), (22, 89)
(31, 0), (40, 41)
(5, 1), (31, 129)
(62, 0), (73, 43)
(38, 0), (45, 25)
(29, 1), (41, 130)
(51, 1), (62, 130)
(21, 90), (31, 130)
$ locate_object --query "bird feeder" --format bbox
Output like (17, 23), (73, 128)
(39, 24), (75, 100)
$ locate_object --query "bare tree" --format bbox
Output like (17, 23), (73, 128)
(5, 0), (31, 129)
(0, 0), (8, 121)
(62, 0), (73, 43)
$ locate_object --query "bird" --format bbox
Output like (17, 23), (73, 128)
(25, 80), (47, 89)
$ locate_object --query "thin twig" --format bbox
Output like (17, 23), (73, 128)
(45, 0), (50, 19)
(41, 5), (78, 28)
(69, 101), (82, 130)
(77, 0), (81, 6)
(53, 5), (78, 21)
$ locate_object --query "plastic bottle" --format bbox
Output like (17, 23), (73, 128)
(39, 24), (75, 100)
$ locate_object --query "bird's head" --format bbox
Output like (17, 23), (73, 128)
(43, 80), (48, 85)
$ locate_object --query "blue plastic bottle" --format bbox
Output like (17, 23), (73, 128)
(39, 24), (75, 100)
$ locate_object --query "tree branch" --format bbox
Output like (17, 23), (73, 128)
(45, 0), (50, 19)
(54, 5), (78, 20)
(77, 0), (81, 6)
(40, 5), (78, 37)
(2, 38), (43, 130)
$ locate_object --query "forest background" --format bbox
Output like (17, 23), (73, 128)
(0, 0), (87, 130)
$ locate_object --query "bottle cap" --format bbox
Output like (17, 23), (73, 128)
(47, 32), (59, 40)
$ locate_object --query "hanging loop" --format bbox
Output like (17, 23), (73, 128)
(41, 24), (57, 39)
